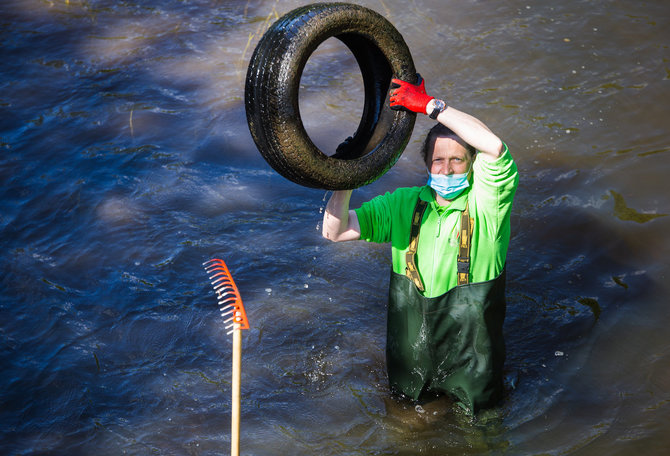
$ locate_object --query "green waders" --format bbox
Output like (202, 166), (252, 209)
(386, 198), (507, 413)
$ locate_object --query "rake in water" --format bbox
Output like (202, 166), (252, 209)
(204, 258), (250, 456)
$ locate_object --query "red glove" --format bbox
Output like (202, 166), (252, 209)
(389, 74), (434, 114)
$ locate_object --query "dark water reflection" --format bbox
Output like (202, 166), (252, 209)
(2, 0), (669, 454)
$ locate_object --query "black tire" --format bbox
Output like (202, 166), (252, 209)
(245, 3), (416, 190)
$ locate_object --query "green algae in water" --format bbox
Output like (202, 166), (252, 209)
(610, 190), (667, 223)
(577, 297), (602, 321)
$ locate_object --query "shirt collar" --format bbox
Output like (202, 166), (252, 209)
(420, 185), (470, 213)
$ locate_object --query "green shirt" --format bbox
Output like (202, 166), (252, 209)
(355, 144), (518, 298)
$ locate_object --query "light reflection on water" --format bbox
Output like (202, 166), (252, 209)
(1, 0), (669, 455)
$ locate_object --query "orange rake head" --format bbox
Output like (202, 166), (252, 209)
(204, 259), (250, 334)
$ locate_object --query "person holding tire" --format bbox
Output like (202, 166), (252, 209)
(322, 75), (519, 414)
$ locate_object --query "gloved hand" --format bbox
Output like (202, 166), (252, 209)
(389, 74), (434, 114)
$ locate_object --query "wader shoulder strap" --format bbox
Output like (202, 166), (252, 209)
(405, 198), (428, 292)
(457, 201), (473, 285)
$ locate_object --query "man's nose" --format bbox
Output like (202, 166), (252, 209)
(436, 163), (451, 175)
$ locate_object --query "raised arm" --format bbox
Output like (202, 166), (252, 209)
(390, 75), (503, 160)
(322, 190), (361, 242)
(427, 103), (503, 160)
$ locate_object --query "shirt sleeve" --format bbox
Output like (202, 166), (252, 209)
(471, 143), (519, 238)
(355, 192), (394, 243)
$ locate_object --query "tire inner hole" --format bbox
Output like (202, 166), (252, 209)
(299, 37), (365, 157)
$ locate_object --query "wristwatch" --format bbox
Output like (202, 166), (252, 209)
(429, 99), (446, 119)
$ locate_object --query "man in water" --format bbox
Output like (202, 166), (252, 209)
(322, 76), (519, 413)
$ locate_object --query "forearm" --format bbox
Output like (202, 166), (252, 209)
(322, 190), (361, 242)
(428, 102), (503, 160)
(389, 76), (504, 159)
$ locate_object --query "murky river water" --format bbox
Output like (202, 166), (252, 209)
(2, 0), (669, 454)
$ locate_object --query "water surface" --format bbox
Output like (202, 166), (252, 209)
(1, 0), (669, 454)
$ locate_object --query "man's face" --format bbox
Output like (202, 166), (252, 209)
(428, 135), (473, 175)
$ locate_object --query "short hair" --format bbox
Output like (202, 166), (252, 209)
(421, 123), (476, 165)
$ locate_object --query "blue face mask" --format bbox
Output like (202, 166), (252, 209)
(427, 166), (472, 200)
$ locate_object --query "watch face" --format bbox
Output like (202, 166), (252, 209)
(430, 100), (445, 119)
